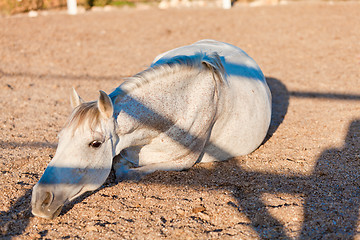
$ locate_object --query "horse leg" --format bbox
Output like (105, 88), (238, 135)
(112, 154), (136, 181)
(119, 153), (199, 181)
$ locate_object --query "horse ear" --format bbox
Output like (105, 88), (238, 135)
(98, 90), (113, 119)
(70, 88), (84, 109)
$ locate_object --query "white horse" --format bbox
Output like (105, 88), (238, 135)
(31, 39), (271, 219)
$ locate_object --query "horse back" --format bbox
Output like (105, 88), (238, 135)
(154, 40), (271, 162)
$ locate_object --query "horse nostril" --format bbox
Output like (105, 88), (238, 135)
(41, 191), (53, 208)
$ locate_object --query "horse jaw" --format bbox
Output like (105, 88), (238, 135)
(31, 158), (113, 219)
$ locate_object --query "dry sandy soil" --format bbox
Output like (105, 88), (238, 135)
(1, 2), (360, 239)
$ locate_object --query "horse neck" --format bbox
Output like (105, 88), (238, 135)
(111, 66), (205, 146)
(113, 64), (204, 114)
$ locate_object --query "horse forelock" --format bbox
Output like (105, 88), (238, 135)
(66, 101), (102, 134)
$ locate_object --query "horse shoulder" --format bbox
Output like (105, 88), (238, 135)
(127, 70), (220, 168)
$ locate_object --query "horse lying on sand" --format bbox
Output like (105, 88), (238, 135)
(31, 39), (272, 219)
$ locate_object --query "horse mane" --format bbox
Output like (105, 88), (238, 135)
(64, 52), (226, 133)
(110, 52), (226, 103)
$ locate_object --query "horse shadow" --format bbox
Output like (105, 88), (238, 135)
(2, 77), (359, 239)
(299, 119), (360, 239)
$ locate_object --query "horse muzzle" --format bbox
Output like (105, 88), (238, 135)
(31, 183), (67, 219)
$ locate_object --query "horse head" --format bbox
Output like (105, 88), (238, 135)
(31, 89), (118, 219)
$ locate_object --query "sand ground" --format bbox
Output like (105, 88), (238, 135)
(0, 2), (360, 239)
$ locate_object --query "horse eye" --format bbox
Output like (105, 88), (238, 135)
(89, 140), (102, 148)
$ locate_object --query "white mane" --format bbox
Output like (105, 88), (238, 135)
(110, 52), (226, 103)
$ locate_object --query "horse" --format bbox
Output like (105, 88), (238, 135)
(31, 39), (272, 219)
